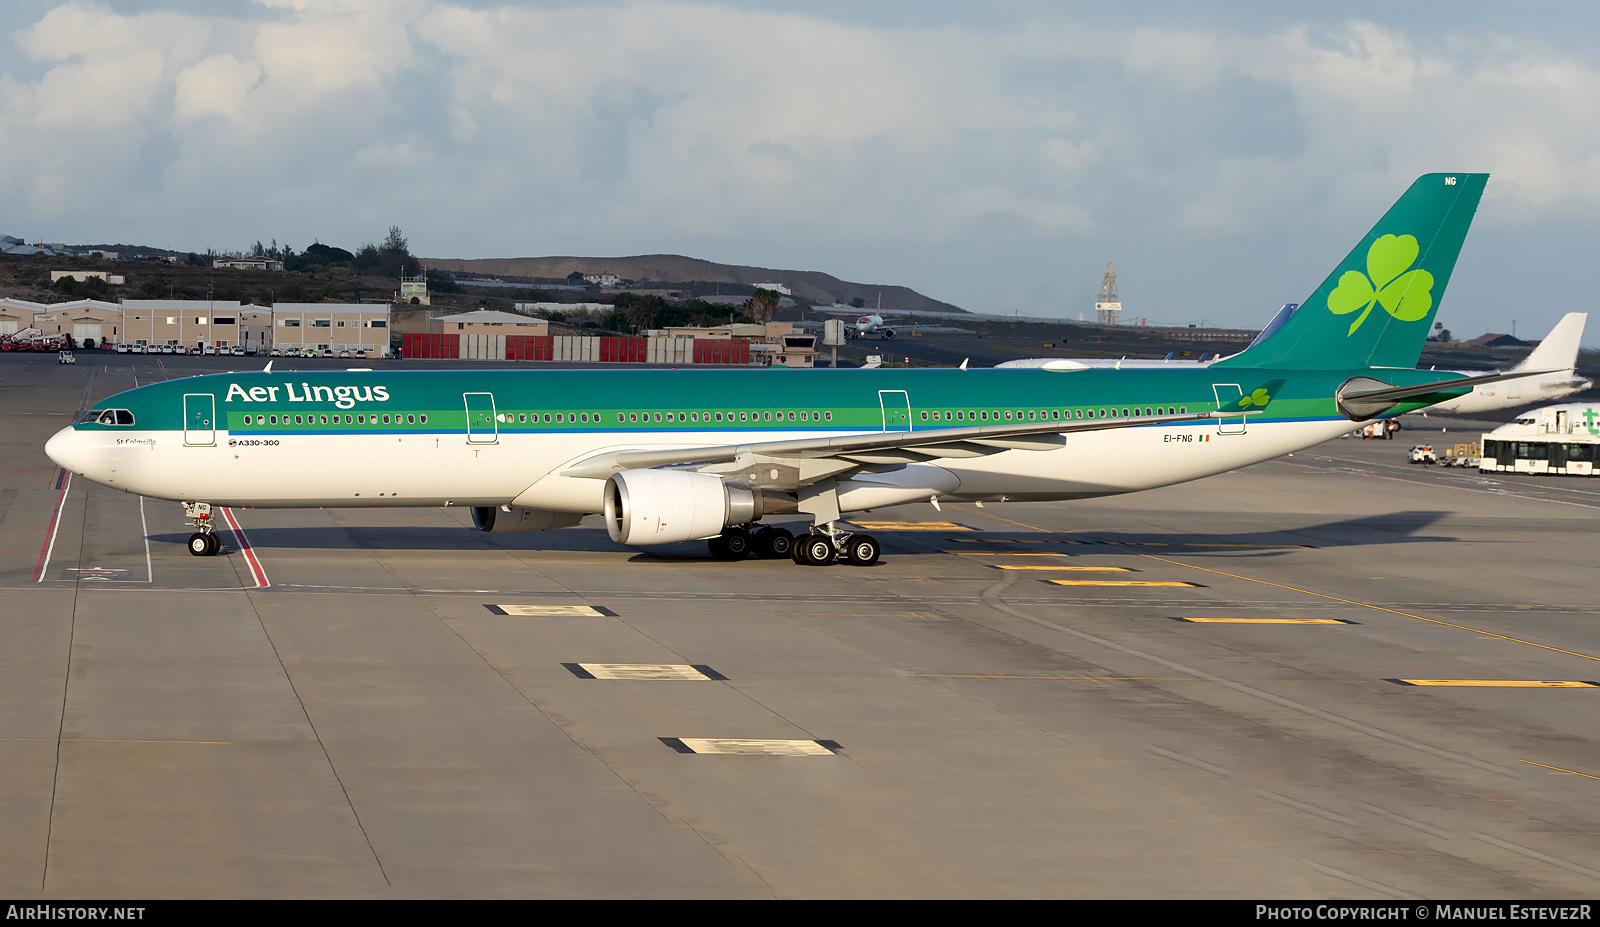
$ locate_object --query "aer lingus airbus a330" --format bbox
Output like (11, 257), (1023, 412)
(47, 173), (1548, 565)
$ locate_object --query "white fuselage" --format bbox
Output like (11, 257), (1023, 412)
(1427, 370), (1589, 414)
(49, 417), (1355, 512)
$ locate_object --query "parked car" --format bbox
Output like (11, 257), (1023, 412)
(1409, 444), (1437, 465)
(231, 346), (244, 356)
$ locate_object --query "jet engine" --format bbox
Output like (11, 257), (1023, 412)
(605, 469), (762, 545)
(471, 505), (584, 534)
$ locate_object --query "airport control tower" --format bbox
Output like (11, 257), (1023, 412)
(1095, 262), (1121, 325)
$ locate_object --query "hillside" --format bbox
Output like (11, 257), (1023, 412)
(421, 253), (965, 315)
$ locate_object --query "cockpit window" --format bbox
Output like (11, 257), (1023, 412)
(79, 409), (134, 426)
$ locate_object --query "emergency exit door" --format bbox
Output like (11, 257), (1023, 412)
(1212, 384), (1246, 435)
(183, 393), (215, 446)
(879, 390), (911, 431)
(464, 392), (498, 444)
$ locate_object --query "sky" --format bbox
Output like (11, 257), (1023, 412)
(3, 1), (1599, 343)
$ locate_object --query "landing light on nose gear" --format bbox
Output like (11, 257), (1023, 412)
(184, 501), (221, 556)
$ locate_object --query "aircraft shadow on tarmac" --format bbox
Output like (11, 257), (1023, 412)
(1019, 510), (1458, 556)
(147, 511), (1455, 556)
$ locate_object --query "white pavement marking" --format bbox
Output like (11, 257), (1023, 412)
(674, 738), (837, 756)
(138, 495), (152, 583)
(33, 473), (71, 583)
(574, 664), (718, 681)
(488, 604), (615, 617)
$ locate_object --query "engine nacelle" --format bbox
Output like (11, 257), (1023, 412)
(471, 505), (584, 534)
(605, 469), (762, 545)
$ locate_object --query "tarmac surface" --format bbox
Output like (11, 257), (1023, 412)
(4, 352), (1600, 898)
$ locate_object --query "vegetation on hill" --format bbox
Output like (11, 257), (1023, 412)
(423, 253), (966, 315)
(2, 230), (947, 340)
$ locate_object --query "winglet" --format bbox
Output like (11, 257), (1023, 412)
(960, 358), (968, 371)
(263, 360), (273, 373)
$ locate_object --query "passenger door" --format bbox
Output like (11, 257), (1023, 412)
(464, 392), (498, 444)
(183, 393), (216, 446)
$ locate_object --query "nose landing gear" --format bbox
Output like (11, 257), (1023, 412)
(184, 502), (222, 556)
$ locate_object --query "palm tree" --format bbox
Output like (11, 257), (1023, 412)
(613, 292), (661, 333)
(744, 287), (780, 324)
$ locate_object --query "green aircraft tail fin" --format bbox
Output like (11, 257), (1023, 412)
(1213, 173), (1488, 371)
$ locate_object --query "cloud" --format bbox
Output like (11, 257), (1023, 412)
(1124, 28), (1225, 89)
(0, 3), (1597, 335)
(1206, 22), (1600, 223)
(174, 54), (262, 123)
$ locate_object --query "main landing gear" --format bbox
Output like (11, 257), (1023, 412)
(706, 524), (879, 567)
(707, 524), (791, 561)
(184, 502), (222, 557)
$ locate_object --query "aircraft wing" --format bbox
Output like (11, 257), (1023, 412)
(876, 325), (973, 335)
(560, 409), (1223, 481)
(811, 307), (906, 317)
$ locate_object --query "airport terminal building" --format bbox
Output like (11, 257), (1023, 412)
(0, 297), (393, 355)
(0, 297), (123, 344)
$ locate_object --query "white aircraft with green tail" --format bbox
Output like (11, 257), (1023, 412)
(47, 173), (1547, 565)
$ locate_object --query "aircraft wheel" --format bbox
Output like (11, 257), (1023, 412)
(755, 526), (793, 560)
(719, 528), (752, 560)
(188, 533), (212, 557)
(206, 532), (223, 556)
(796, 533), (836, 566)
(841, 534), (880, 566)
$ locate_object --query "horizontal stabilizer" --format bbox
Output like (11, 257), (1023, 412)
(1336, 368), (1563, 421)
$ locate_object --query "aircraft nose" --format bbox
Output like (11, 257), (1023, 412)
(45, 426), (90, 475)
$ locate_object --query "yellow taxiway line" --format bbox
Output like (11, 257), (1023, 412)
(1395, 679), (1599, 688)
(1175, 617), (1353, 625)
